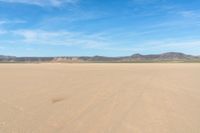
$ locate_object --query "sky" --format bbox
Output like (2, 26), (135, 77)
(0, 0), (200, 56)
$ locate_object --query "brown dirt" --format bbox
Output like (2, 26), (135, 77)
(0, 63), (200, 133)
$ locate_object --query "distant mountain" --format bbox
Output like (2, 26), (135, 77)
(0, 55), (16, 62)
(129, 52), (198, 61)
(0, 52), (200, 63)
(0, 55), (53, 62)
(0, 55), (16, 59)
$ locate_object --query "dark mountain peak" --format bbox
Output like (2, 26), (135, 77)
(131, 53), (143, 58)
(159, 52), (192, 59)
(161, 52), (186, 56)
(93, 55), (106, 58)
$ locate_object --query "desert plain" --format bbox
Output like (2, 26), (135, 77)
(0, 63), (200, 133)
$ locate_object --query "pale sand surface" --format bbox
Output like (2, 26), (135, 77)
(0, 63), (200, 133)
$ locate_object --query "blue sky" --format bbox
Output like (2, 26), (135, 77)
(0, 0), (200, 56)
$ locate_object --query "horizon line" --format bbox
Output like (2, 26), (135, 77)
(1, 52), (200, 58)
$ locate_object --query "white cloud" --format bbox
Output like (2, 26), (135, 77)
(39, 11), (106, 27)
(1, 28), (200, 55)
(0, 30), (7, 34)
(0, 20), (26, 25)
(0, 0), (79, 7)
(1, 28), (199, 53)
(10, 29), (110, 49)
(0, 21), (7, 25)
(113, 39), (200, 55)
(178, 10), (200, 19)
(131, 0), (164, 4)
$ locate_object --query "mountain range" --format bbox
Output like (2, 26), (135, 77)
(0, 52), (200, 63)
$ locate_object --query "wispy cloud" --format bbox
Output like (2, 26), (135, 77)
(0, 0), (79, 7)
(0, 19), (26, 25)
(0, 29), (110, 49)
(140, 8), (200, 31)
(109, 39), (200, 55)
(178, 10), (200, 19)
(39, 11), (107, 27)
(0, 29), (7, 34)
(131, 0), (165, 5)
(1, 28), (200, 55)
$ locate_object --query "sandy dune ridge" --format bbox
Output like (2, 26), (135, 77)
(0, 63), (200, 133)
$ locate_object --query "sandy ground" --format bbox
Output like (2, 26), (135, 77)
(0, 63), (200, 133)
